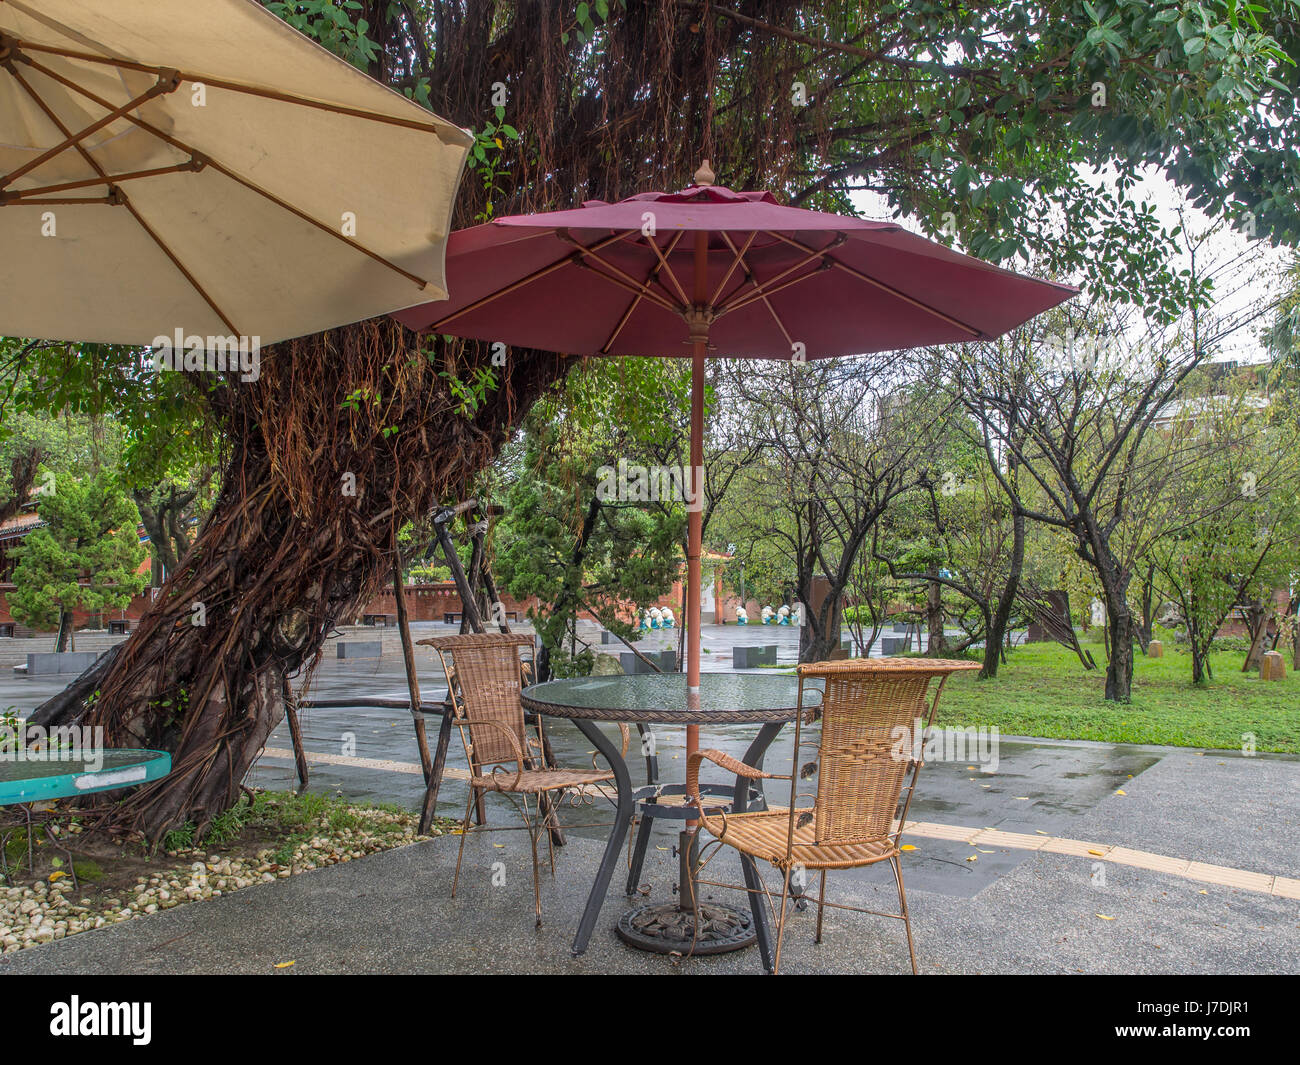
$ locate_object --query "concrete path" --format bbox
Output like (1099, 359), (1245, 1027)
(2, 739), (1296, 975)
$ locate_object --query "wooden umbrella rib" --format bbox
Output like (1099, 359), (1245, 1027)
(712, 233), (797, 347)
(122, 197), (241, 336)
(600, 231), (686, 354)
(17, 53), (432, 291)
(570, 255), (681, 313)
(709, 231), (757, 307)
(0, 69), (180, 188)
(430, 231), (633, 330)
(640, 230), (689, 306)
(717, 263), (828, 318)
(0, 160), (202, 201)
(1, 195), (116, 205)
(768, 231), (984, 338)
(714, 241), (830, 315)
(5, 59), (240, 335)
(560, 237), (681, 313)
(12, 39), (453, 136)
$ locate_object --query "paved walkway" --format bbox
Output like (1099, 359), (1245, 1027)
(255, 742), (1300, 902)
(2, 739), (1296, 974)
(2, 622), (1295, 973)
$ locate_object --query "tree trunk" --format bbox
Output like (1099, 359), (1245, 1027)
(1104, 596), (1135, 702)
(982, 508), (1025, 679)
(1137, 562), (1156, 653)
(30, 319), (564, 841)
(925, 567), (948, 656)
(54, 608), (71, 653)
(1242, 600), (1269, 671)
(1188, 618), (1209, 684)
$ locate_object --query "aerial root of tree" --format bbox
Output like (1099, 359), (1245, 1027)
(30, 318), (566, 842)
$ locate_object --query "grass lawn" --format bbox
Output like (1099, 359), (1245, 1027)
(935, 641), (1300, 754)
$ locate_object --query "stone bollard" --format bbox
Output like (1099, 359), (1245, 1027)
(1147, 639), (1163, 658)
(1260, 651), (1286, 681)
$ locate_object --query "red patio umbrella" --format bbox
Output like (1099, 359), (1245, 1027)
(396, 162), (1076, 762)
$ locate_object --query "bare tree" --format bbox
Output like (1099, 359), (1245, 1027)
(955, 235), (1278, 700)
(724, 357), (936, 662)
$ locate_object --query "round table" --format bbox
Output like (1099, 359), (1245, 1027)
(0, 748), (171, 884)
(521, 673), (821, 961)
(0, 749), (172, 805)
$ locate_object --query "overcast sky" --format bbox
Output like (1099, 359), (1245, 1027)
(851, 165), (1290, 365)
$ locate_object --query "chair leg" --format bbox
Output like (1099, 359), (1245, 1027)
(626, 813), (654, 895)
(543, 797), (557, 877)
(890, 854), (918, 975)
(451, 790), (475, 898)
(772, 864), (794, 975)
(740, 854), (774, 973)
(525, 796), (543, 928)
(815, 870), (827, 944)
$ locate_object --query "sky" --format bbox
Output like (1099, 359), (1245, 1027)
(851, 165), (1291, 365)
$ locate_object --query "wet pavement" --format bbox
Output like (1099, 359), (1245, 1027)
(2, 620), (1297, 973)
(0, 621), (1217, 903)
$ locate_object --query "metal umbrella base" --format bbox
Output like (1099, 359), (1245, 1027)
(616, 899), (756, 954)
(616, 788), (758, 955)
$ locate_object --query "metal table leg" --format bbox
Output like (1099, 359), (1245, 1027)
(734, 721), (784, 815)
(569, 717), (633, 956)
(731, 720), (786, 972)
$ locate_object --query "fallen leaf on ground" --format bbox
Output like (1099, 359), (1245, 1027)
(274, 961), (296, 969)
(1095, 914), (1115, 921)
(900, 844), (917, 851)
(1088, 849), (1106, 856)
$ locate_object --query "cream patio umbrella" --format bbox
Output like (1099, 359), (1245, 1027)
(0, 0), (472, 346)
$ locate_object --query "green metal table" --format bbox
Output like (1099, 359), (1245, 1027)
(0, 748), (171, 884)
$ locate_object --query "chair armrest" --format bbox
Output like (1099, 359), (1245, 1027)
(686, 749), (774, 837)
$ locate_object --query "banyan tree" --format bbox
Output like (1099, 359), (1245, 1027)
(22, 1), (1300, 838)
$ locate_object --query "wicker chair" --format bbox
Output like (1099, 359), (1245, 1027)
(687, 657), (979, 974)
(420, 632), (625, 927)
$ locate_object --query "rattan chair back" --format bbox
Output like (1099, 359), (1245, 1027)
(421, 632), (535, 770)
(794, 658), (975, 848)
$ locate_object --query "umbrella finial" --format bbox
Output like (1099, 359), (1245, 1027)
(693, 159), (715, 187)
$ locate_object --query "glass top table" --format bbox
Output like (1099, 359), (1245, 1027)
(0, 749), (172, 806)
(521, 672), (822, 724)
(520, 672), (821, 959)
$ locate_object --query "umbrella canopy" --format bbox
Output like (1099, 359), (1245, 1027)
(0, 0), (472, 346)
(396, 163), (1076, 768)
(394, 178), (1076, 357)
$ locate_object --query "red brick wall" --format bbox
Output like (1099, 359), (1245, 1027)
(358, 582), (538, 623)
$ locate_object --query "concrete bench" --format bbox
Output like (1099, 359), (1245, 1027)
(733, 644), (778, 668)
(880, 636), (910, 655)
(337, 641), (383, 659)
(620, 649), (677, 674)
(21, 651), (103, 676)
